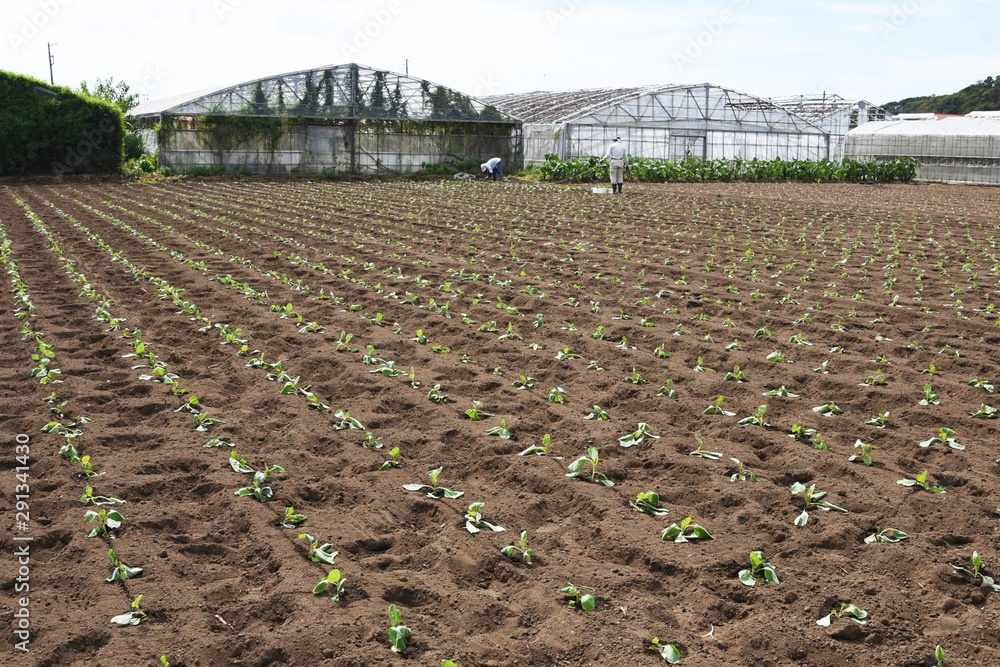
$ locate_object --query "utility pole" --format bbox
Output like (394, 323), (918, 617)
(47, 42), (56, 85)
(405, 59), (408, 76)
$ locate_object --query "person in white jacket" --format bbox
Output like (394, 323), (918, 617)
(480, 156), (504, 181)
(602, 137), (628, 193)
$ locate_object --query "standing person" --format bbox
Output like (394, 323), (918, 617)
(602, 136), (628, 193)
(481, 156), (503, 181)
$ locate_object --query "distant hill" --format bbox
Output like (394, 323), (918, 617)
(884, 75), (1000, 115)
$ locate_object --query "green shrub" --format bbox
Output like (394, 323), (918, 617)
(0, 70), (125, 176)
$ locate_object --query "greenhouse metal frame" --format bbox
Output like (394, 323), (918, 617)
(769, 94), (893, 160)
(485, 84), (831, 165)
(131, 63), (522, 174)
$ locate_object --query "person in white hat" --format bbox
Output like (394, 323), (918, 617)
(602, 136), (628, 193)
(481, 156), (504, 181)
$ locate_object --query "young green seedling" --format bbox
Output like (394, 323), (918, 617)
(361, 431), (384, 449)
(281, 507), (307, 528)
(812, 402), (844, 417)
(584, 405), (610, 420)
(950, 551), (1000, 591)
(462, 400), (493, 420)
(630, 491), (669, 516)
(229, 451), (255, 473)
(106, 548), (142, 582)
(235, 464), (284, 502)
(788, 424), (827, 450)
(704, 395), (736, 416)
(512, 374), (536, 390)
(919, 384), (941, 406)
(848, 440), (875, 466)
(738, 551), (779, 587)
(648, 637), (682, 664)
(919, 427), (964, 450)
(566, 447), (614, 487)
(724, 364), (747, 382)
(935, 645), (945, 667)
(560, 583), (596, 611)
(77, 455), (104, 479)
(970, 403), (999, 419)
(657, 379), (678, 398)
(689, 433), (723, 460)
(864, 527), (909, 544)
(897, 470), (945, 493)
(427, 384), (449, 403)
(618, 422), (660, 448)
(729, 458), (758, 482)
(555, 347), (583, 361)
(379, 446), (402, 470)
(333, 410), (364, 430)
(485, 419), (512, 439)
(388, 604), (411, 653)
(547, 387), (567, 403)
(84, 508), (124, 538)
(80, 486), (125, 506)
(465, 502), (505, 533)
(403, 466), (464, 499)
(816, 603), (868, 627)
(110, 595), (147, 626)
(865, 411), (891, 428)
(968, 379), (995, 393)
(661, 516), (714, 543)
(738, 405), (769, 427)
(312, 569), (347, 601)
(500, 530), (534, 564)
(623, 367), (649, 384)
(763, 386), (799, 398)
(519, 433), (553, 457)
(299, 533), (338, 565)
(790, 482), (848, 526)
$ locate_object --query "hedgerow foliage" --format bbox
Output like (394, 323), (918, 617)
(537, 154), (917, 184)
(0, 70), (125, 176)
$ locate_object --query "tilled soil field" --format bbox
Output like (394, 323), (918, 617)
(2, 179), (999, 667)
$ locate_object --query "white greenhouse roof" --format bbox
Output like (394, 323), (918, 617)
(483, 86), (656, 124)
(768, 94), (889, 123)
(848, 116), (1000, 136)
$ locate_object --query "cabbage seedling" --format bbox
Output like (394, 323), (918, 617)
(864, 527), (909, 544)
(333, 410), (364, 430)
(485, 419), (511, 439)
(519, 433), (552, 457)
(848, 440), (875, 466)
(729, 458), (758, 482)
(560, 583), (596, 611)
(689, 434), (722, 460)
(80, 487), (125, 506)
(790, 482), (848, 526)
(816, 603), (868, 627)
(618, 422), (660, 448)
(462, 400), (493, 420)
(762, 386), (798, 397)
(649, 637), (682, 664)
(361, 431), (384, 449)
(555, 347), (583, 361)
(312, 569), (347, 601)
(864, 411), (890, 428)
(812, 402), (844, 417)
(738, 405), (769, 427)
(388, 604), (411, 653)
(512, 375), (536, 390)
(897, 470), (945, 493)
(427, 384), (449, 403)
(403, 466), (464, 499)
(282, 507), (307, 528)
(657, 379), (678, 398)
(738, 551), (779, 587)
(85, 509), (124, 538)
(110, 595), (147, 626)
(501, 530), (534, 564)
(204, 437), (234, 448)
(724, 365), (747, 382)
(547, 387), (566, 403)
(919, 428), (964, 450)
(379, 447), (402, 470)
(918, 385), (941, 406)
(229, 452), (255, 473)
(566, 447), (614, 487)
(78, 455), (104, 479)
(299, 533), (338, 565)
(465, 502), (505, 533)
(970, 403), (999, 419)
(193, 412), (225, 432)
(704, 396), (735, 417)
(950, 551), (1000, 592)
(235, 464), (284, 502)
(968, 379), (995, 393)
(106, 548), (142, 582)
(584, 405), (610, 420)
(661, 517), (713, 543)
(630, 491), (669, 516)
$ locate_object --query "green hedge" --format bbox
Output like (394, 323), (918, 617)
(0, 70), (125, 176)
(537, 154), (917, 184)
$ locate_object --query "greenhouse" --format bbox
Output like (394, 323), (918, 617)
(130, 63), (521, 174)
(768, 94), (892, 160)
(483, 84), (830, 165)
(845, 114), (1000, 185)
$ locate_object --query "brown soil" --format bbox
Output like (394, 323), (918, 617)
(2, 179), (999, 667)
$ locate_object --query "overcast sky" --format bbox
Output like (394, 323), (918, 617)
(3, 0), (998, 107)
